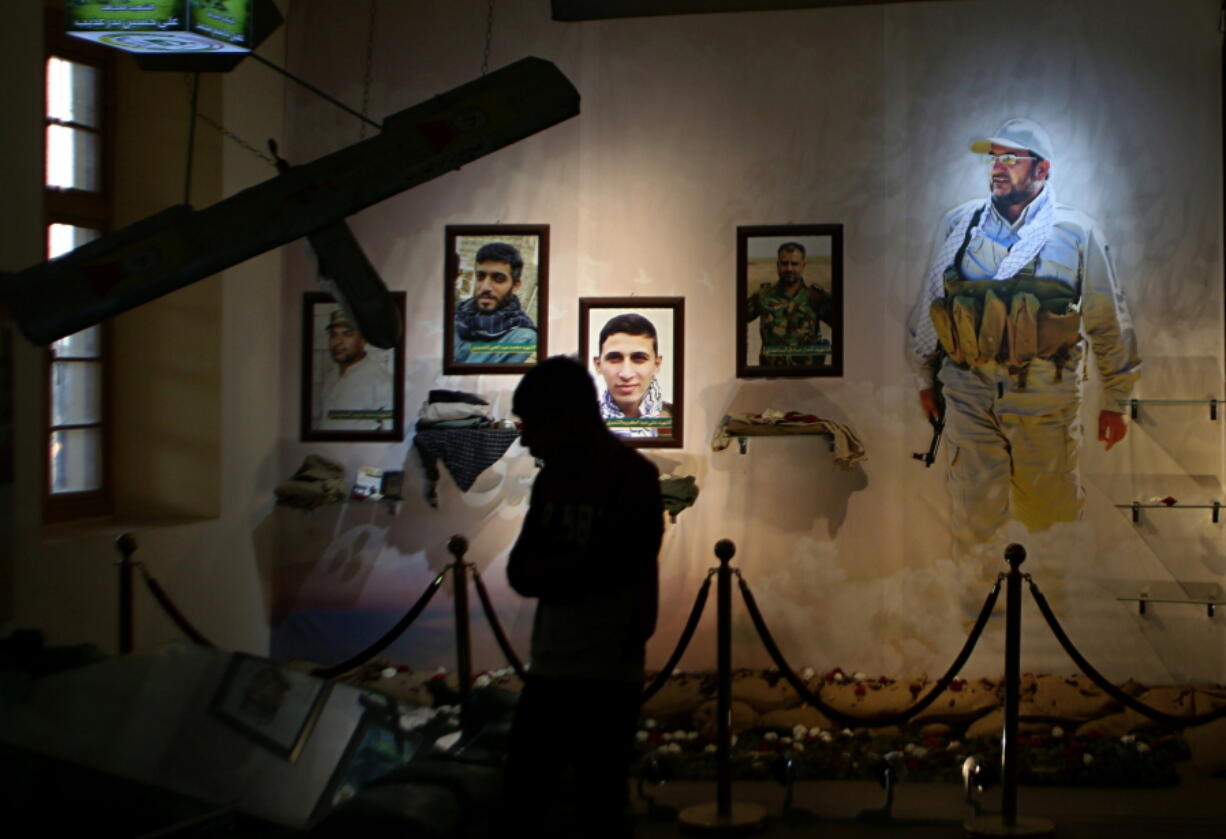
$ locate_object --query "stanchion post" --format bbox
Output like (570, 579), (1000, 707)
(447, 535), (473, 736)
(715, 538), (733, 817)
(678, 540), (766, 833)
(1001, 543), (1023, 825)
(115, 533), (137, 654)
(965, 543), (1053, 837)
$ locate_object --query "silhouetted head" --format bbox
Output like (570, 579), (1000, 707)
(513, 355), (606, 460)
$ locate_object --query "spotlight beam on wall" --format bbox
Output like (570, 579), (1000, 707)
(4, 57), (580, 347)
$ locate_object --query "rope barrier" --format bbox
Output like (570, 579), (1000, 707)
(137, 565), (216, 649)
(470, 563), (527, 681)
(642, 570), (716, 702)
(737, 572), (1002, 729)
(312, 568), (451, 679)
(1029, 578), (1226, 728)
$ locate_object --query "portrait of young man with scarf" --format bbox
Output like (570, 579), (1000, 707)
(906, 118), (1141, 549)
(452, 241), (538, 364)
(593, 312), (673, 439)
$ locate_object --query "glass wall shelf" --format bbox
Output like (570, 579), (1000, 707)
(1117, 398), (1222, 420)
(1117, 582), (1222, 618)
(1115, 501), (1221, 523)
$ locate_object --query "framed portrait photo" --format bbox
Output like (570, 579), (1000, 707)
(444, 224), (549, 375)
(300, 292), (406, 442)
(736, 224), (843, 378)
(579, 297), (684, 449)
(209, 653), (331, 763)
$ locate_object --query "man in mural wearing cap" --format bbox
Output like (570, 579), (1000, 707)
(745, 241), (833, 366)
(319, 308), (394, 430)
(453, 241), (538, 364)
(906, 118), (1141, 546)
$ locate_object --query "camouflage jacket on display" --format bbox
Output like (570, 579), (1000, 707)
(746, 280), (832, 366)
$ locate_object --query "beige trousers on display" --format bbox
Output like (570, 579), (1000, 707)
(938, 356), (1084, 549)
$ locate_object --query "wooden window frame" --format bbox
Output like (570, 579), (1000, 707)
(43, 7), (115, 523)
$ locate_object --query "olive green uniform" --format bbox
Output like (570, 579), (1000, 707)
(746, 280), (833, 366)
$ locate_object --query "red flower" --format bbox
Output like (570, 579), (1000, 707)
(949, 680), (964, 692)
(430, 673), (447, 682)
(854, 684), (867, 696)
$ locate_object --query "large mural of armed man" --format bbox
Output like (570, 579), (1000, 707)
(906, 118), (1142, 551)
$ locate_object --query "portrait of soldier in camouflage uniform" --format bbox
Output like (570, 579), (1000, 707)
(745, 241), (834, 367)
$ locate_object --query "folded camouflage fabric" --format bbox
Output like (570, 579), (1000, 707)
(711, 411), (866, 469)
(275, 454), (348, 509)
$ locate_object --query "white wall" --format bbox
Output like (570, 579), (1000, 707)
(273, 0), (1225, 685)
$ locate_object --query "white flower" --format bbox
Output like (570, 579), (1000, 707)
(841, 728), (855, 738)
(1136, 742), (1151, 753)
(731, 735), (738, 747)
(1120, 734), (1136, 744)
(635, 731), (649, 742)
(704, 744), (717, 753)
(780, 737), (792, 745)
(1082, 753), (1094, 765)
(852, 672), (867, 682)
(661, 732), (674, 742)
(687, 731), (700, 740)
(793, 743), (805, 753)
(808, 727), (824, 738)
(474, 674), (492, 688)
(819, 732), (833, 743)
(380, 667), (398, 680)
(903, 743), (916, 753)
(947, 740), (961, 751)
(644, 718), (658, 729)
(833, 672), (845, 683)
(1050, 727), (1064, 739)
(764, 732), (779, 741)
(793, 724), (809, 738)
(668, 742), (683, 753)
(800, 667), (816, 680)
(435, 666), (447, 674)
(911, 746), (929, 758)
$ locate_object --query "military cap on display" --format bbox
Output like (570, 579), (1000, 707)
(970, 118), (1055, 163)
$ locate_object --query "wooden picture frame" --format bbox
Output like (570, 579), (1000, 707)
(579, 297), (684, 449)
(300, 291), (405, 442)
(209, 653), (331, 763)
(736, 224), (843, 378)
(444, 224), (549, 374)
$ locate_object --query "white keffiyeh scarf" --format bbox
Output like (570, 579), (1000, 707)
(913, 187), (1055, 358)
(599, 378), (665, 438)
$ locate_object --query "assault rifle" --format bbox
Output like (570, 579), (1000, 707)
(912, 384), (945, 467)
(913, 415), (944, 467)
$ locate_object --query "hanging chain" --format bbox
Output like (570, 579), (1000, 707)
(182, 74), (276, 168)
(481, 0), (495, 76)
(359, 0), (378, 139)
